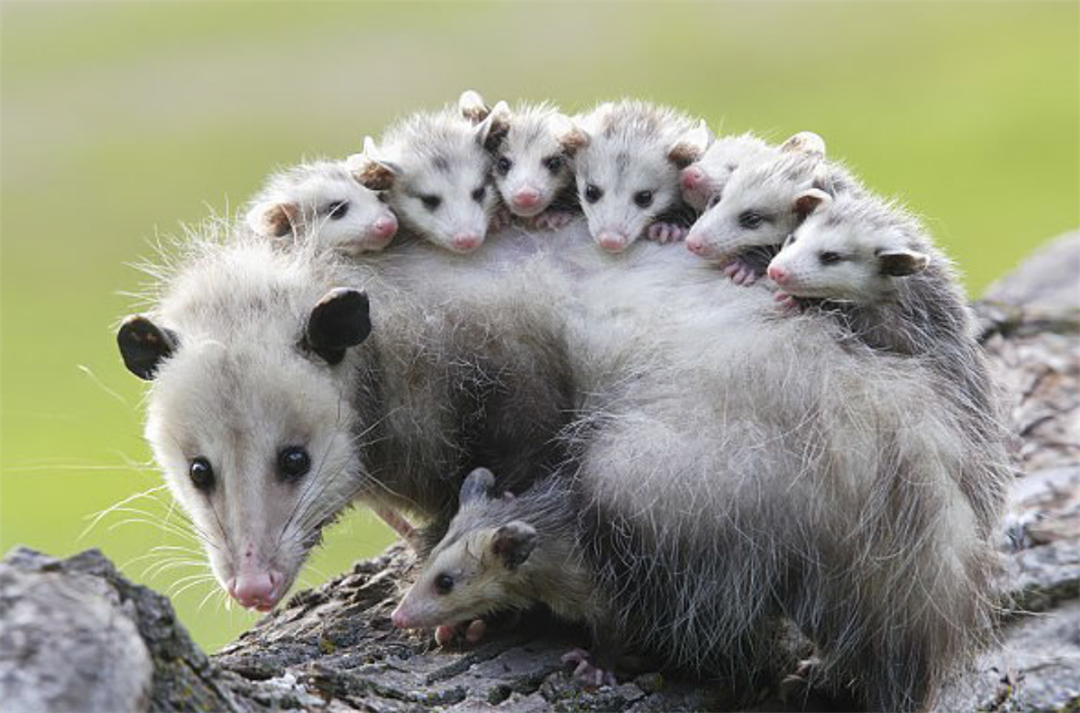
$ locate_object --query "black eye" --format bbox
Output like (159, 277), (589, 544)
(326, 201), (349, 220)
(189, 457), (215, 492)
(738, 210), (764, 229)
(471, 185), (487, 203)
(278, 447), (311, 482)
(434, 573), (454, 595)
(496, 156), (512, 175)
(783, 233), (797, 248)
(420, 194), (442, 211)
(819, 251), (843, 265)
(633, 190), (654, 209)
(543, 156), (563, 173)
(584, 184), (603, 204)
(706, 194), (721, 210)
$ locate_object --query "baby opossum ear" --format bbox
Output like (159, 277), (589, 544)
(477, 101), (512, 153)
(793, 188), (833, 220)
(780, 131), (827, 158)
(246, 201), (300, 238)
(877, 249), (930, 277)
(667, 121), (714, 169)
(352, 137), (399, 191)
(117, 315), (178, 381)
(459, 467), (495, 505)
(491, 521), (537, 571)
(305, 288), (372, 366)
(551, 114), (588, 157)
(458, 89), (491, 125)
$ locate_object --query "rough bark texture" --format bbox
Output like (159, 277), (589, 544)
(2, 232), (1078, 712)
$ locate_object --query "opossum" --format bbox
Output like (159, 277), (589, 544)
(684, 132), (861, 284)
(679, 132), (773, 212)
(116, 227), (576, 611)
(350, 95), (503, 254)
(767, 190), (1013, 535)
(480, 101), (585, 230)
(245, 160), (398, 254)
(572, 100), (712, 252)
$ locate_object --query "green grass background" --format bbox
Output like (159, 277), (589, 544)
(2, 1), (1077, 652)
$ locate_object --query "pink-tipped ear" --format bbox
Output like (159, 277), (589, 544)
(247, 202), (299, 238)
(459, 89), (491, 124)
(793, 188), (832, 219)
(668, 121), (714, 168)
(477, 101), (512, 152)
(351, 137), (400, 191)
(878, 249), (930, 277)
(780, 131), (826, 158)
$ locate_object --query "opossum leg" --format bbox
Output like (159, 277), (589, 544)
(646, 222), (687, 244)
(373, 506), (417, 546)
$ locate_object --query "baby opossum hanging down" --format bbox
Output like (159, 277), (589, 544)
(480, 101), (586, 230)
(767, 190), (1013, 535)
(679, 132), (774, 212)
(245, 160), (398, 254)
(351, 92), (503, 254)
(685, 132), (861, 284)
(573, 99), (712, 253)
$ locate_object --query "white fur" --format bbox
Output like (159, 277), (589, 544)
(680, 132), (774, 212)
(488, 102), (579, 219)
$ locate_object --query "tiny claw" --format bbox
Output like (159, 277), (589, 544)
(465, 619), (487, 644)
(435, 625), (457, 646)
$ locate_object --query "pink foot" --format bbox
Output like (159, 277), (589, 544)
(531, 210), (576, 231)
(646, 222), (686, 244)
(774, 291), (801, 313)
(434, 618), (487, 647)
(723, 259), (759, 286)
(561, 648), (617, 688)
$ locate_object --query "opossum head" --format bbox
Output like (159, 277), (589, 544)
(484, 102), (585, 218)
(574, 100), (711, 253)
(391, 468), (538, 629)
(117, 243), (374, 611)
(679, 133), (773, 212)
(353, 107), (500, 255)
(768, 194), (930, 302)
(685, 132), (828, 265)
(246, 161), (398, 255)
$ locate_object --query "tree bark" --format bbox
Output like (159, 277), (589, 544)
(3, 232), (1078, 713)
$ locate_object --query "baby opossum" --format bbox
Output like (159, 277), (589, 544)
(767, 191), (1013, 535)
(245, 160), (398, 254)
(480, 101), (585, 230)
(679, 132), (773, 212)
(573, 100), (712, 253)
(684, 132), (861, 284)
(350, 94), (502, 254)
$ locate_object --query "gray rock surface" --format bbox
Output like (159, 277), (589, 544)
(2, 230), (1078, 712)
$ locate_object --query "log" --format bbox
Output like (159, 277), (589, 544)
(2, 232), (1077, 712)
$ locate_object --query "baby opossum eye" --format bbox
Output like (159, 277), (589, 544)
(738, 210), (764, 229)
(471, 185), (487, 203)
(278, 446), (311, 482)
(326, 201), (350, 220)
(633, 190), (654, 209)
(496, 156), (512, 175)
(818, 251), (844, 265)
(543, 155), (563, 173)
(420, 194), (442, 211)
(189, 457), (215, 492)
(584, 184), (603, 204)
(434, 573), (454, 595)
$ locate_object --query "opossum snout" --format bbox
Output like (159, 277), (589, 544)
(767, 264), (789, 285)
(685, 232), (708, 256)
(371, 214), (398, 240)
(680, 166), (705, 190)
(597, 230), (629, 253)
(227, 569), (284, 612)
(451, 232), (483, 253)
(511, 187), (541, 210)
(390, 606), (410, 628)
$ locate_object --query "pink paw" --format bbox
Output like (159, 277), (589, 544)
(774, 291), (801, 313)
(434, 619), (487, 647)
(532, 210), (575, 231)
(561, 648), (617, 689)
(646, 222), (686, 244)
(722, 260), (759, 286)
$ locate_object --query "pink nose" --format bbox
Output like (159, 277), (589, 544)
(681, 166), (705, 190)
(227, 570), (283, 612)
(451, 233), (482, 251)
(597, 231), (628, 253)
(686, 234), (705, 255)
(391, 608), (409, 628)
(512, 188), (540, 209)
(372, 215), (398, 240)
(768, 265), (788, 284)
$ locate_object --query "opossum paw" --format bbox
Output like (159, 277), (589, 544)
(490, 208), (513, 231)
(434, 618), (487, 647)
(562, 648), (617, 689)
(774, 291), (801, 312)
(646, 222), (686, 244)
(533, 210), (575, 231)
(724, 259), (759, 286)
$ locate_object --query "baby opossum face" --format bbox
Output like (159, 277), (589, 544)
(246, 164), (398, 255)
(679, 134), (772, 212)
(486, 103), (583, 218)
(768, 213), (930, 302)
(118, 287), (372, 612)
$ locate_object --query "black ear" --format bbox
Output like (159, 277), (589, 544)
(460, 467), (495, 505)
(117, 315), (178, 380)
(491, 521), (537, 570)
(878, 249), (930, 277)
(305, 288), (371, 365)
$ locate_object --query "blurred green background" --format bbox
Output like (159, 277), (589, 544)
(2, 2), (1077, 652)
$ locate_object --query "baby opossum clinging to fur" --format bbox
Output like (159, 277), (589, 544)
(350, 91), (503, 254)
(678, 132), (774, 213)
(245, 160), (399, 254)
(573, 100), (712, 253)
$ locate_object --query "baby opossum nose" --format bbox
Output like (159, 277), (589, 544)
(451, 233), (483, 252)
(372, 214), (398, 240)
(767, 264), (789, 284)
(685, 233), (706, 255)
(681, 166), (705, 190)
(597, 231), (628, 253)
(229, 569), (284, 611)
(512, 188), (541, 210)
(390, 606), (409, 628)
